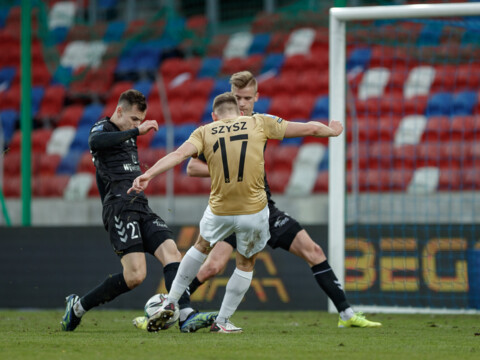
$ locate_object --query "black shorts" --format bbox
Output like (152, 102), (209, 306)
(103, 201), (174, 257)
(223, 205), (303, 251)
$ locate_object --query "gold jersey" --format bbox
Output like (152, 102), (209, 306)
(187, 114), (288, 215)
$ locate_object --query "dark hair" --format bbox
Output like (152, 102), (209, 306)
(212, 92), (239, 116)
(118, 89), (147, 112)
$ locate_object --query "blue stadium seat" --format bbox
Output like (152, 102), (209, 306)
(115, 56), (138, 81)
(0, 109), (19, 145)
(347, 48), (371, 70)
(0, 66), (16, 89)
(311, 96), (329, 118)
(52, 65), (73, 86)
(31, 87), (45, 117)
(197, 57), (222, 78)
(249, 33), (271, 55)
(417, 23), (443, 46)
(174, 124), (196, 146)
(78, 103), (104, 128)
(150, 126), (168, 148)
(453, 91), (477, 115)
(211, 79), (230, 98)
(103, 21), (126, 43)
(318, 149), (329, 171)
(426, 92), (454, 116)
(56, 149), (84, 175)
(261, 53), (284, 73)
(0, 7), (9, 28)
(50, 27), (69, 45)
(69, 125), (92, 152)
(255, 97), (271, 114)
(133, 80), (153, 98)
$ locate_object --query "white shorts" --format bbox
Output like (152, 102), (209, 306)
(199, 205), (270, 259)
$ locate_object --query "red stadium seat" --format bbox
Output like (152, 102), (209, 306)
(389, 169), (414, 191)
(35, 153), (62, 176)
(404, 95), (428, 115)
(7, 130), (21, 152)
(271, 145), (298, 172)
(266, 169), (291, 193)
(57, 104), (85, 127)
(106, 81), (134, 106)
(187, 78), (215, 100)
(451, 115), (480, 141)
(144, 102), (165, 125)
(422, 116), (451, 142)
(33, 175), (70, 197)
(32, 129), (53, 153)
(3, 152), (21, 176)
(297, 70), (329, 98)
(266, 32), (288, 54)
(37, 85), (66, 122)
(392, 144), (416, 170)
(268, 94), (293, 120)
(76, 151), (96, 174)
(437, 168), (461, 191)
(369, 142), (394, 169)
(416, 142), (444, 168)
(431, 65), (457, 92)
(31, 62), (52, 87)
(0, 84), (20, 111)
(347, 143), (369, 169)
(313, 171), (329, 192)
(160, 57), (201, 85)
(2, 175), (20, 197)
(138, 149), (166, 171)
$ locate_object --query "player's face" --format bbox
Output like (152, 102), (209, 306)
(232, 85), (258, 116)
(117, 104), (146, 131)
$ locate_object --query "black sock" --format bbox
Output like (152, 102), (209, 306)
(163, 262), (191, 310)
(188, 277), (204, 295)
(80, 273), (130, 311)
(311, 260), (350, 312)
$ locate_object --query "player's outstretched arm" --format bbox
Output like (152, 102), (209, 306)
(128, 142), (198, 194)
(284, 120), (343, 138)
(186, 157), (210, 177)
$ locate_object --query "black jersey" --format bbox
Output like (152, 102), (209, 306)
(89, 117), (147, 205)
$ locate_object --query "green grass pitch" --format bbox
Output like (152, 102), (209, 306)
(0, 310), (479, 360)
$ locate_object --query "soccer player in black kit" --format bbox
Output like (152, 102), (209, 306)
(61, 89), (216, 332)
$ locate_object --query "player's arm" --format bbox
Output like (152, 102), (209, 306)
(128, 141), (198, 194)
(186, 155), (209, 177)
(284, 120), (343, 138)
(89, 120), (158, 150)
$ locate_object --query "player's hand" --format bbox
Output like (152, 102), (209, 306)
(127, 174), (151, 194)
(328, 120), (343, 137)
(138, 120), (158, 135)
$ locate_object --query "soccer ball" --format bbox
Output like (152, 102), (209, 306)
(144, 293), (179, 330)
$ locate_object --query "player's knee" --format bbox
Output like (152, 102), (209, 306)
(309, 243), (326, 263)
(124, 269), (146, 289)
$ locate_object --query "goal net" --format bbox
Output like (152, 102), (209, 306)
(329, 2), (480, 313)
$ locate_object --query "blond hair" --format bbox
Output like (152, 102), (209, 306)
(229, 71), (258, 92)
(212, 92), (240, 117)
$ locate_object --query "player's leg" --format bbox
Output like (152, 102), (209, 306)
(211, 205), (269, 334)
(61, 207), (144, 331)
(188, 239), (235, 294)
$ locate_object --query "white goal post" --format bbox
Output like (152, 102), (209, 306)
(328, 2), (480, 314)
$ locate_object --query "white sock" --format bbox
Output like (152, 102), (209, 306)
(168, 247), (207, 304)
(179, 307), (195, 322)
(73, 299), (86, 318)
(340, 307), (355, 321)
(216, 268), (253, 324)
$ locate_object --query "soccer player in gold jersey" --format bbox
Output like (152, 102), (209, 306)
(128, 92), (343, 333)
(184, 71), (382, 329)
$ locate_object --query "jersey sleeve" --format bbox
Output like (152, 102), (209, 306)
(186, 126), (205, 156)
(256, 114), (289, 140)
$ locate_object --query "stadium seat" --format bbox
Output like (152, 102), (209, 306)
(46, 126), (76, 156)
(272, 73), (298, 97)
(189, 78), (215, 100)
(392, 144), (416, 170)
(0, 109), (18, 145)
(404, 66), (435, 99)
(266, 169), (291, 193)
(456, 63), (480, 90)
(453, 91), (477, 115)
(311, 96), (329, 119)
(403, 95), (428, 115)
(206, 34), (229, 57)
(57, 104), (85, 128)
(284, 27), (316, 56)
(76, 151), (96, 174)
(369, 142), (394, 169)
(64, 173), (95, 200)
(430, 65), (456, 93)
(417, 23), (443, 46)
(269, 94), (294, 120)
(210, 78), (230, 98)
(68, 125), (92, 152)
(416, 142), (444, 168)
(347, 47), (372, 70)
(394, 115), (428, 146)
(150, 126), (168, 148)
(389, 168), (414, 191)
(77, 103), (104, 128)
(138, 148), (166, 171)
(407, 167), (440, 194)
(133, 80), (153, 98)
(174, 123), (196, 147)
(31, 62), (52, 87)
(197, 57), (222, 78)
(160, 57), (201, 84)
(32, 128), (53, 153)
(2, 152), (21, 176)
(223, 32), (253, 59)
(35, 153), (62, 176)
(261, 53), (285, 74)
(0, 66), (16, 89)
(31, 87), (45, 117)
(369, 45), (410, 69)
(422, 116), (451, 142)
(253, 97), (271, 114)
(37, 84), (66, 123)
(103, 21), (126, 43)
(249, 33), (271, 55)
(56, 150), (84, 175)
(426, 92), (454, 116)
(437, 168), (461, 191)
(313, 171), (329, 192)
(2, 175), (20, 197)
(286, 143), (326, 196)
(33, 174), (70, 197)
(271, 145), (298, 172)
(451, 115), (480, 141)
(358, 67), (390, 100)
